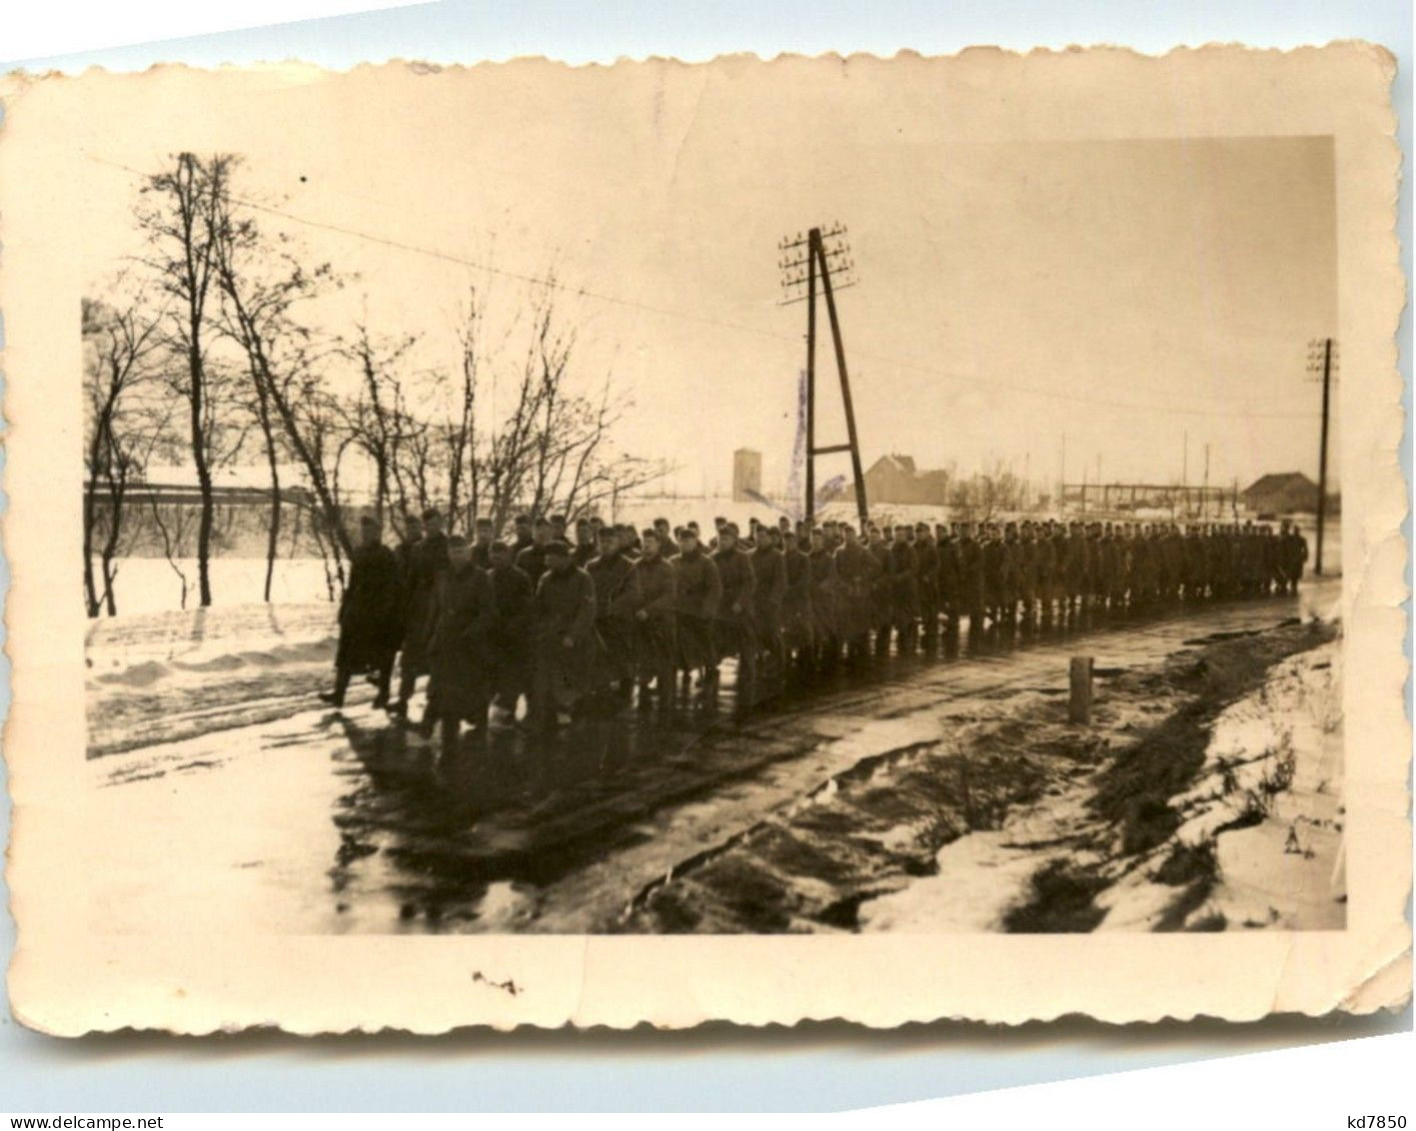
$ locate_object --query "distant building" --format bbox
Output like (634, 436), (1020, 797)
(861, 453), (950, 505)
(1241, 472), (1320, 515)
(732, 448), (763, 502)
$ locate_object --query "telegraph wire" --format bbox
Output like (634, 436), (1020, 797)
(87, 152), (1322, 422)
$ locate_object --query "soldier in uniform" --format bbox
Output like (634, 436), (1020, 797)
(1183, 524), (1207, 602)
(1129, 524), (1152, 609)
(392, 513), (422, 676)
(750, 525), (788, 678)
(913, 522), (941, 650)
(1049, 521), (1070, 620)
(391, 508), (449, 719)
(935, 523), (960, 637)
(956, 521), (985, 634)
(1206, 523), (1229, 601)
(1116, 523), (1135, 610)
(710, 523), (758, 703)
(573, 518), (597, 569)
(780, 529), (815, 679)
(653, 516), (674, 557)
(1280, 520), (1309, 593)
(885, 524), (920, 654)
(470, 516), (496, 569)
(672, 526), (722, 690)
(616, 528), (679, 711)
(486, 540), (533, 727)
(1261, 525), (1281, 595)
(833, 524), (878, 665)
(866, 525), (894, 655)
(529, 540), (599, 729)
(587, 525), (636, 708)
(1083, 523), (1100, 610)
(511, 513), (535, 554)
(710, 516), (729, 551)
(808, 526), (840, 669)
(394, 513), (422, 585)
(321, 514), (403, 710)
(1098, 523), (1119, 611)
(1165, 523), (1186, 604)
(515, 516), (554, 585)
(425, 534), (495, 752)
(981, 522), (1007, 630)
(1033, 520), (1056, 625)
(1016, 522), (1039, 629)
(1070, 521), (1092, 613)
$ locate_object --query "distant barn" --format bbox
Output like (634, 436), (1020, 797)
(861, 454), (951, 505)
(1241, 472), (1319, 515)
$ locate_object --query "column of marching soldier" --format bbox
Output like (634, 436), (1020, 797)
(321, 507), (1311, 750)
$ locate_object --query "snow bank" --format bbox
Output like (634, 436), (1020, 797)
(85, 601), (341, 758)
(1097, 639), (1344, 930)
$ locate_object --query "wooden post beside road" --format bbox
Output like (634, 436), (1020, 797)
(1069, 656), (1094, 725)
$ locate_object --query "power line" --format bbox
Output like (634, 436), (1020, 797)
(88, 152), (1321, 422)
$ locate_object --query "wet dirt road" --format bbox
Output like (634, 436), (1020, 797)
(86, 587), (1336, 935)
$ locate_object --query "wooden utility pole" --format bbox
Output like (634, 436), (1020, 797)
(779, 224), (867, 528)
(1202, 443), (1210, 519)
(1315, 337), (1334, 575)
(805, 237), (817, 523)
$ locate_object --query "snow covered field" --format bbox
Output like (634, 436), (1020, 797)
(92, 556), (338, 616)
(86, 600), (339, 758)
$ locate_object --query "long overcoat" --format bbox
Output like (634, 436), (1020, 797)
(426, 563), (496, 720)
(673, 548), (722, 670)
(336, 542), (404, 673)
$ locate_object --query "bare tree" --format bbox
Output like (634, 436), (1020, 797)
(430, 279), (670, 533)
(145, 494), (199, 610)
(82, 293), (162, 617)
(444, 286), (483, 530)
(204, 160), (352, 576)
(339, 324), (420, 530)
(947, 461), (1028, 523)
(136, 153), (248, 607)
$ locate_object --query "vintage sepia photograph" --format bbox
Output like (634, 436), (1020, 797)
(79, 133), (1345, 936)
(3, 47), (1406, 1032)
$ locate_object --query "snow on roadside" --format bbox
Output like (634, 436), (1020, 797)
(85, 601), (341, 757)
(1096, 638), (1345, 931)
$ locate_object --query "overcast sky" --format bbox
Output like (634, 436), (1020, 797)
(84, 66), (1339, 500)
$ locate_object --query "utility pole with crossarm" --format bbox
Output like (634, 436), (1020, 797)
(1307, 337), (1339, 576)
(778, 224), (869, 528)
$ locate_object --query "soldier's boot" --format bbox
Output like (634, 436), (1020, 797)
(372, 663), (394, 711)
(396, 667), (420, 711)
(319, 666), (353, 708)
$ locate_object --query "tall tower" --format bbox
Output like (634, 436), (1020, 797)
(732, 448), (763, 502)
